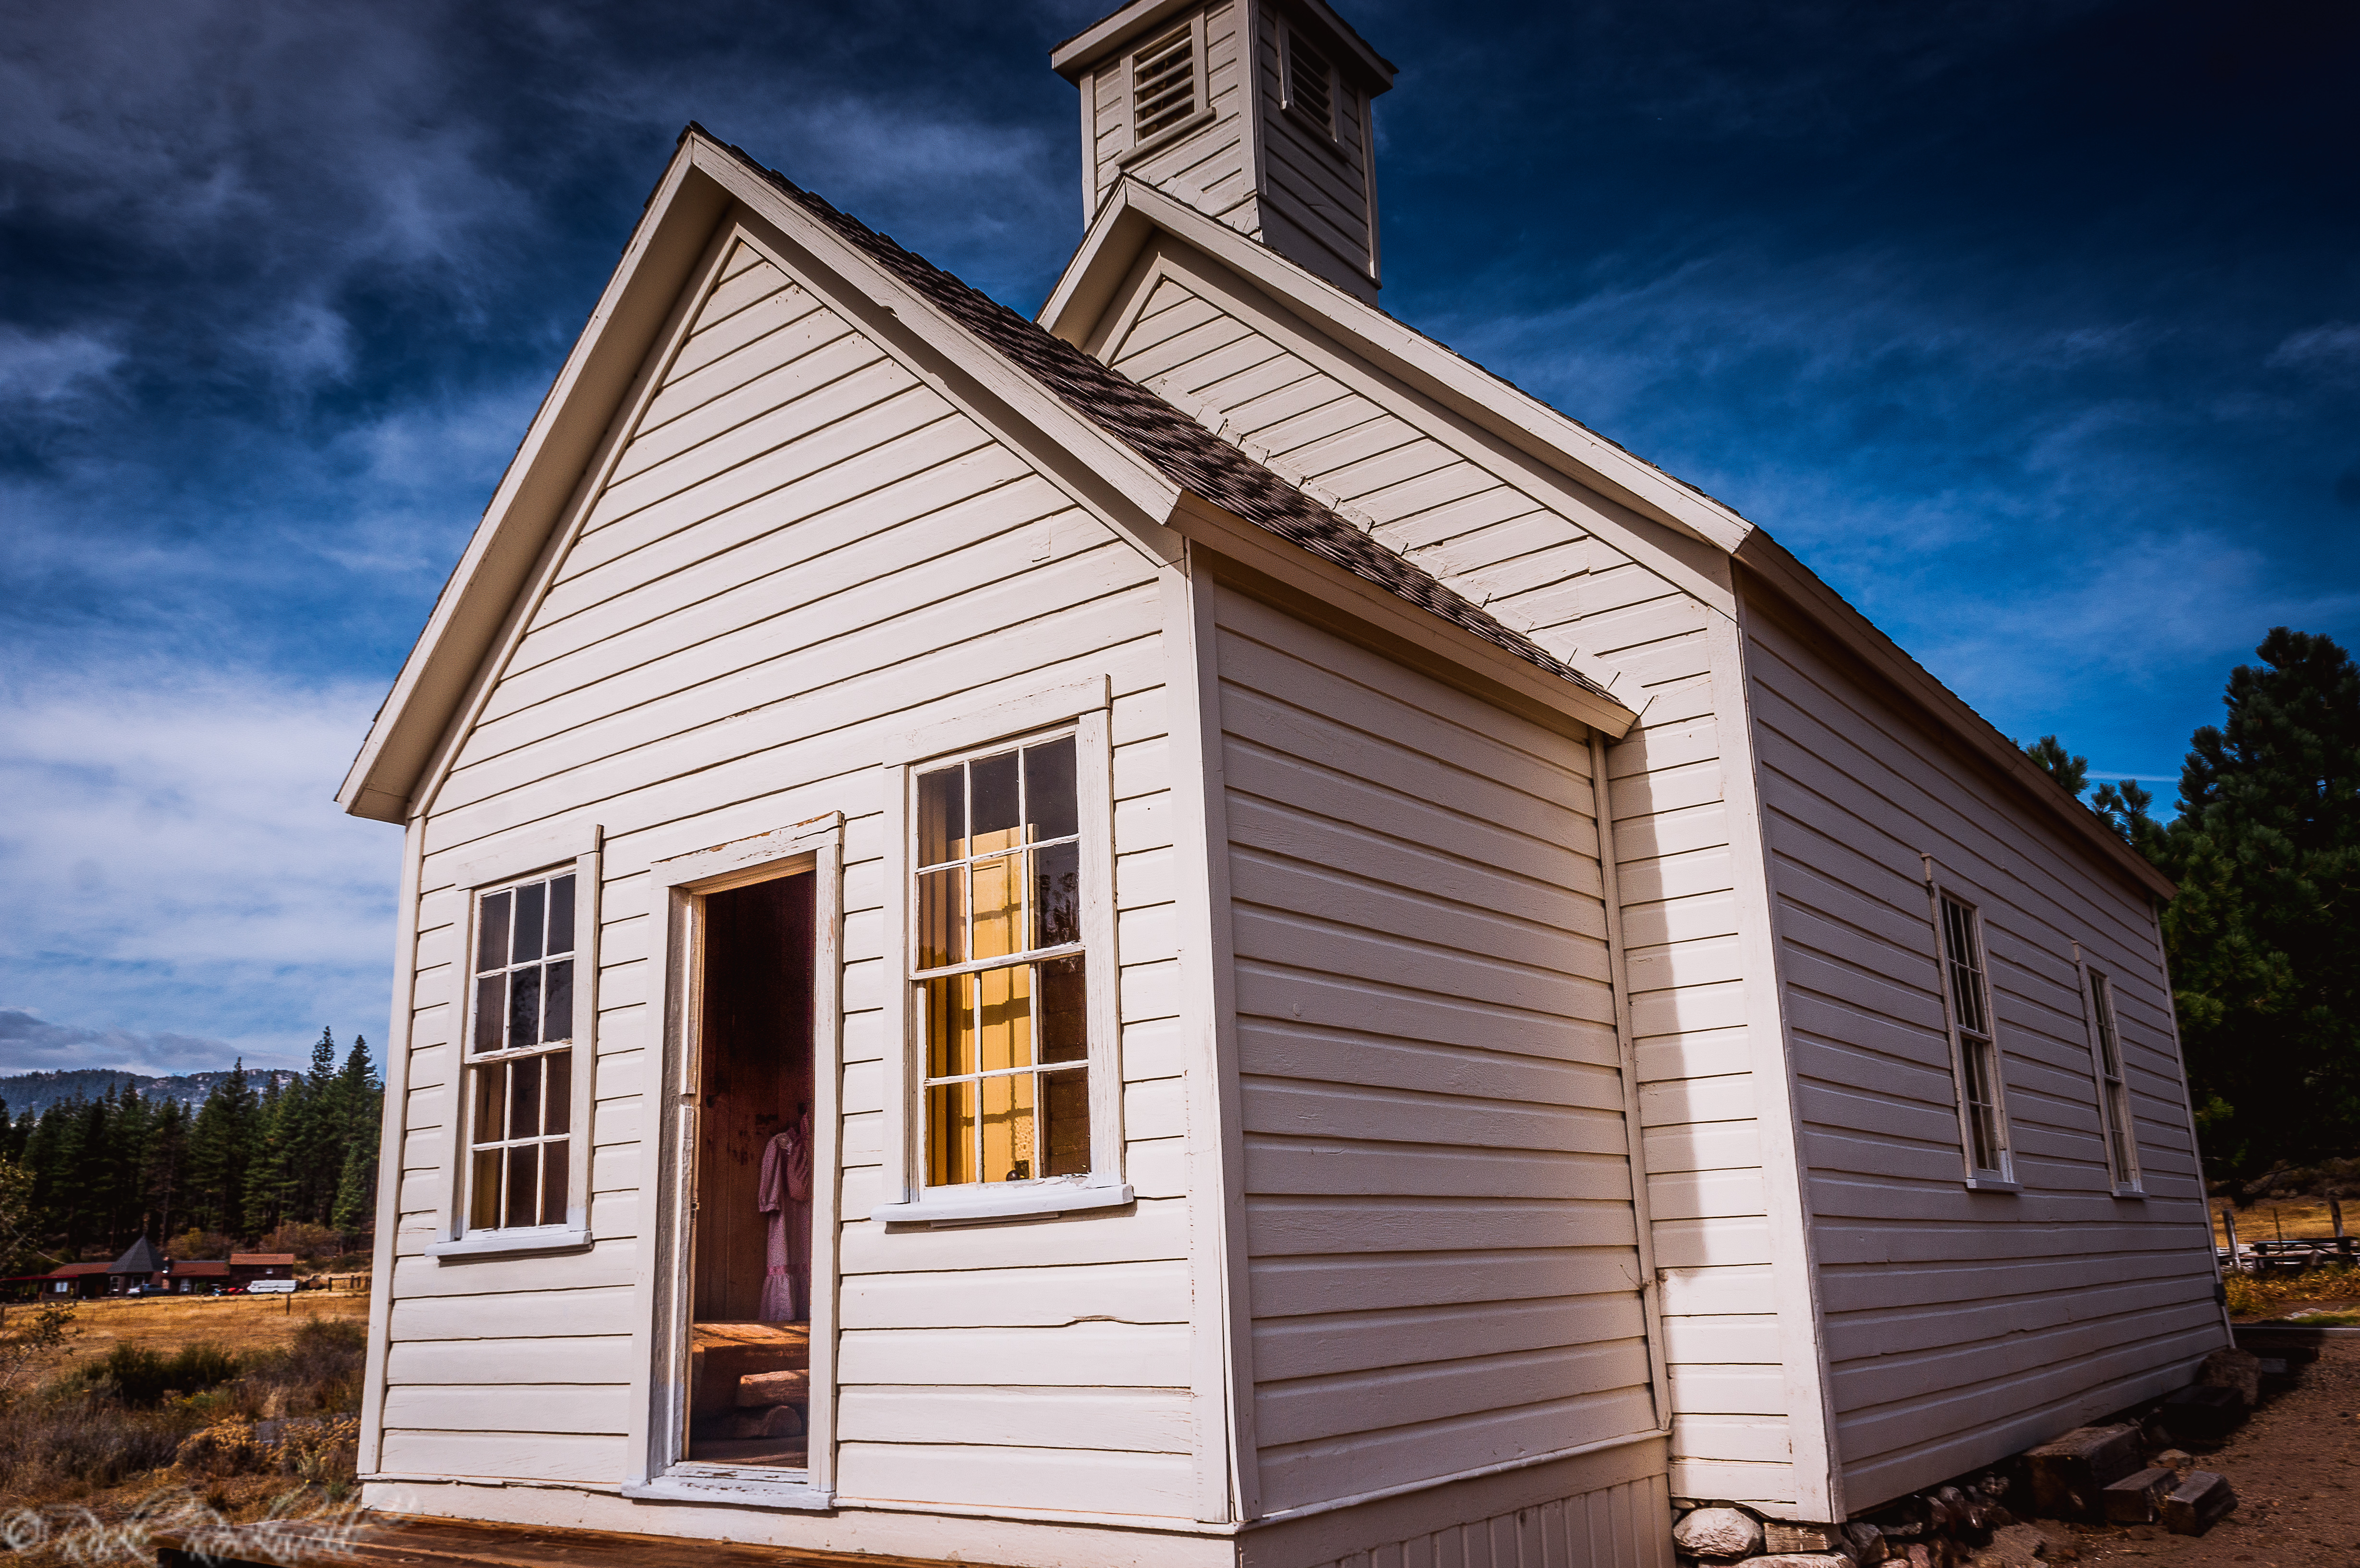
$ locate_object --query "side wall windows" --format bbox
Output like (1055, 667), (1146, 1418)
(2084, 967), (2141, 1193)
(1932, 887), (2013, 1184)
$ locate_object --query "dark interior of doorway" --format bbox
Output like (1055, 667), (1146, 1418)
(687, 870), (814, 1467)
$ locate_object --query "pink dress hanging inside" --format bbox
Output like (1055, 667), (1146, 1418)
(757, 1110), (813, 1323)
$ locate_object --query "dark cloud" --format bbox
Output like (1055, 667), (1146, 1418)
(0, 1008), (247, 1076)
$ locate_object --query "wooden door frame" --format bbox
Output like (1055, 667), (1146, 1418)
(625, 814), (845, 1510)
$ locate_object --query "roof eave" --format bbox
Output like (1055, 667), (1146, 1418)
(1051, 0), (1395, 88)
(1168, 492), (1639, 741)
(337, 139), (734, 822)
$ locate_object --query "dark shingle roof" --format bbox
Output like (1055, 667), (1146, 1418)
(110, 1237), (165, 1274)
(720, 142), (1612, 705)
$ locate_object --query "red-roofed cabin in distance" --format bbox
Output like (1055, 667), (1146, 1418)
(171, 1259), (233, 1294)
(228, 1253), (297, 1284)
(1, 1262), (113, 1301)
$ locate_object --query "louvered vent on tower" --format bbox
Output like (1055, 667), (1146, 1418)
(1283, 27), (1335, 138)
(1132, 26), (1198, 141)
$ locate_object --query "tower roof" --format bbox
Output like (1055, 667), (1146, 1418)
(110, 1237), (164, 1274)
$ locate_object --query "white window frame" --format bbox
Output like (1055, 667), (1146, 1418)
(872, 676), (1129, 1226)
(2076, 949), (2143, 1196)
(428, 822), (602, 1261)
(1278, 14), (1344, 147)
(1117, 12), (1213, 170)
(627, 812), (846, 1511)
(1923, 869), (2016, 1189)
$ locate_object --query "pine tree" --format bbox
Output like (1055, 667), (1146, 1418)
(106, 1081), (154, 1250)
(250, 1073), (291, 1236)
(330, 1035), (383, 1239)
(2160, 628), (2360, 1173)
(294, 1026), (341, 1224)
(2021, 734), (2090, 798)
(187, 1063), (261, 1238)
(144, 1099), (190, 1247)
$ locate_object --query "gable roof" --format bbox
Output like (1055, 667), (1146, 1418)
(1041, 178), (1758, 557)
(753, 164), (1611, 705)
(1041, 178), (2175, 901)
(339, 130), (1634, 822)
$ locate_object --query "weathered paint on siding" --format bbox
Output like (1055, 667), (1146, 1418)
(1739, 590), (2224, 1508)
(381, 236), (1195, 1513)
(1213, 582), (1656, 1514)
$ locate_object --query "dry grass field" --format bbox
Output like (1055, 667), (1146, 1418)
(2212, 1196), (2356, 1247)
(1, 1289), (368, 1369)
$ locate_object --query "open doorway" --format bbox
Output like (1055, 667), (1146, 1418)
(685, 870), (814, 1467)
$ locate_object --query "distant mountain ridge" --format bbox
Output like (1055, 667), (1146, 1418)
(0, 1066), (298, 1118)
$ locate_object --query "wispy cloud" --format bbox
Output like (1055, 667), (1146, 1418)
(2268, 322), (2360, 383)
(0, 667), (400, 1070)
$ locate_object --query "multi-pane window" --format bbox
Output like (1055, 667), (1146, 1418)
(467, 872), (576, 1230)
(912, 735), (1090, 1188)
(2088, 970), (2139, 1189)
(1939, 894), (2009, 1178)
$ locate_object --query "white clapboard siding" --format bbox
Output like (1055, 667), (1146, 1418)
(1104, 265), (1793, 1506)
(1212, 583), (1656, 1515)
(1740, 596), (2220, 1508)
(387, 238), (1196, 1507)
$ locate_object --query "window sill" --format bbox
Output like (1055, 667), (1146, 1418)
(624, 1472), (832, 1511)
(426, 1226), (592, 1261)
(1116, 108), (1215, 171)
(1964, 1176), (2022, 1194)
(1281, 101), (1348, 158)
(2112, 1185), (2148, 1200)
(870, 1180), (1132, 1227)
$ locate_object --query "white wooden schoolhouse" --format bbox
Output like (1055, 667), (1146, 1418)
(340, 1), (2228, 1563)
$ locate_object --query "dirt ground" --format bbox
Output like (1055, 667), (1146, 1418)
(2045, 1335), (2360, 1566)
(2, 1289), (369, 1361)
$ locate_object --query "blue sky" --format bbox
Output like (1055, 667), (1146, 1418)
(2, 0), (2355, 1074)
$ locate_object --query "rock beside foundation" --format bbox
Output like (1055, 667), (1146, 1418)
(2196, 1347), (2262, 1408)
(1672, 1507), (1763, 1559)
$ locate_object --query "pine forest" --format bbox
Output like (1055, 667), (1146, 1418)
(0, 1029), (382, 1273)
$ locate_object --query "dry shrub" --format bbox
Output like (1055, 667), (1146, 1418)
(279, 1415), (361, 1493)
(172, 1420), (268, 1479)
(83, 1342), (239, 1407)
(0, 1312), (367, 1499)
(235, 1318), (365, 1418)
(0, 1393), (200, 1492)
